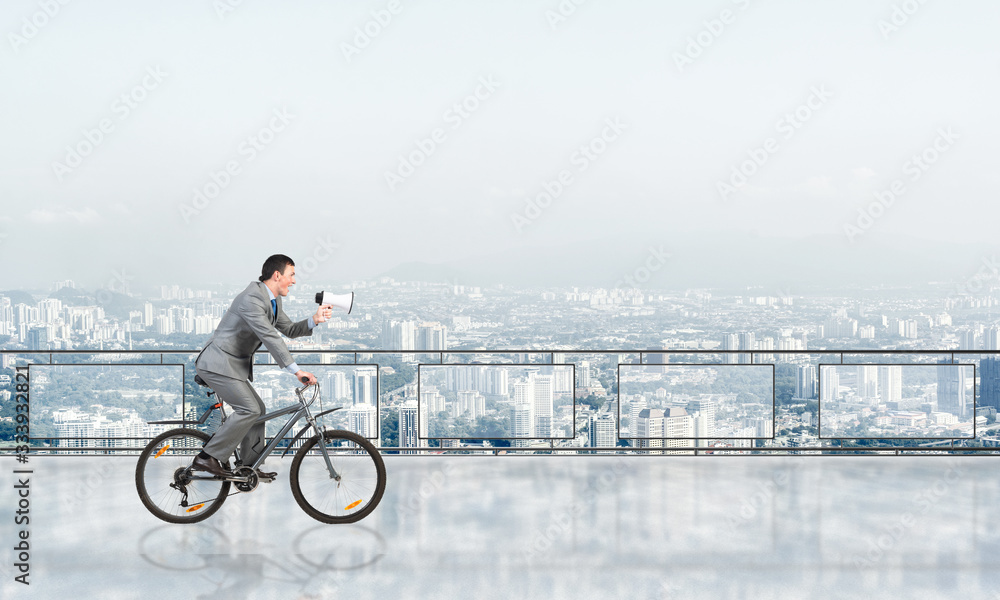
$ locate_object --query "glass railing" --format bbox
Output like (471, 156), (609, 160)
(3, 349), (998, 455)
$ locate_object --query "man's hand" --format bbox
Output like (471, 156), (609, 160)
(296, 370), (317, 385)
(313, 304), (334, 324)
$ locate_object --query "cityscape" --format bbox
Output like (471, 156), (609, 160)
(818, 364), (976, 439)
(3, 276), (1000, 452)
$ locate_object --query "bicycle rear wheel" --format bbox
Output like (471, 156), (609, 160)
(290, 430), (386, 524)
(136, 428), (231, 524)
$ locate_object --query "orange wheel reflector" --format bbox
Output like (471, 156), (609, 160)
(154, 445), (170, 458)
(345, 499), (363, 510)
(185, 503), (205, 512)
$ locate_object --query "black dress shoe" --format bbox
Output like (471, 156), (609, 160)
(255, 468), (277, 481)
(191, 455), (232, 478)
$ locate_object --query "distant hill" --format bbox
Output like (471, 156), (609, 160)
(22, 287), (144, 319)
(0, 290), (35, 306)
(49, 287), (94, 305)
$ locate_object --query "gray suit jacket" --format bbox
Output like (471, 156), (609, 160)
(195, 281), (313, 382)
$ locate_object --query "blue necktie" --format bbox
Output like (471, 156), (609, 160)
(271, 299), (277, 323)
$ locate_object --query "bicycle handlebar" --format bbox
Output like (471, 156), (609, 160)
(295, 380), (320, 406)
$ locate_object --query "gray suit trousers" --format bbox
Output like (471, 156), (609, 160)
(198, 368), (268, 466)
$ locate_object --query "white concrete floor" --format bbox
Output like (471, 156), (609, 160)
(2, 455), (1000, 599)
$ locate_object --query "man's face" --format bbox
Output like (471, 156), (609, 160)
(274, 264), (295, 296)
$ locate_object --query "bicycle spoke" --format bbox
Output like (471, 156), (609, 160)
(136, 429), (231, 524)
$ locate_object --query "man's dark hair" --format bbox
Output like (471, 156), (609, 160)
(259, 254), (295, 282)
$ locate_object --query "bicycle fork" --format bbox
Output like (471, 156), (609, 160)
(305, 413), (342, 484)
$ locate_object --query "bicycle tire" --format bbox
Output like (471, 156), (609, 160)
(289, 430), (386, 524)
(136, 428), (231, 524)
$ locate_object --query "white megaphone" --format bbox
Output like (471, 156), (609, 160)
(315, 291), (354, 314)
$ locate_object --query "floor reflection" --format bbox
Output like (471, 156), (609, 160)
(136, 524), (386, 599)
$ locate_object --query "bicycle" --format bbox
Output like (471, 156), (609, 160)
(135, 377), (386, 525)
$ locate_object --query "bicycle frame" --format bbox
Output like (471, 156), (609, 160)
(244, 398), (340, 474)
(190, 384), (343, 483)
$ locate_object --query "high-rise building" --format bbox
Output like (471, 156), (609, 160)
(878, 366), (902, 404)
(820, 367), (839, 401)
(552, 367), (574, 394)
(456, 390), (486, 421)
(981, 358), (1000, 412)
(757, 337), (774, 362)
(485, 368), (509, 396)
(155, 314), (173, 335)
(825, 319), (858, 339)
(353, 366), (378, 405)
(143, 302), (154, 327)
(444, 365), (476, 391)
(27, 326), (49, 350)
(721, 333), (739, 364)
(415, 322), (447, 350)
(382, 320), (415, 350)
(348, 403), (378, 438)
(629, 396), (647, 436)
(399, 400), (420, 453)
(635, 407), (692, 454)
(985, 328), (1000, 351)
(0, 297), (12, 337)
(512, 379), (535, 439)
(511, 404), (533, 442)
(636, 407), (664, 446)
(738, 332), (756, 364)
(420, 385), (446, 415)
(194, 315), (218, 335)
(324, 371), (351, 400)
(177, 307), (195, 334)
(796, 365), (817, 399)
(663, 407), (693, 440)
(959, 329), (980, 350)
(588, 413), (616, 450)
(748, 417), (773, 438)
(687, 396), (716, 437)
(533, 375), (553, 437)
(579, 361), (591, 388)
(936, 363), (968, 418)
(37, 298), (62, 323)
(858, 366), (878, 399)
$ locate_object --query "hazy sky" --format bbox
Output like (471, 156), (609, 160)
(1, 0), (997, 290)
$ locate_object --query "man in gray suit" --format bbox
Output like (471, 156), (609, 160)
(191, 254), (334, 478)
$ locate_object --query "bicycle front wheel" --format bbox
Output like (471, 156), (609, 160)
(290, 430), (386, 524)
(136, 428), (231, 524)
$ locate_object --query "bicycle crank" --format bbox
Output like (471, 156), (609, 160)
(231, 466), (259, 492)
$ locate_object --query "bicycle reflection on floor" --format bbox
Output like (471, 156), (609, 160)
(137, 523), (387, 598)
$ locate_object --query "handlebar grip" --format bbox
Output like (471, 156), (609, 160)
(300, 376), (309, 384)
